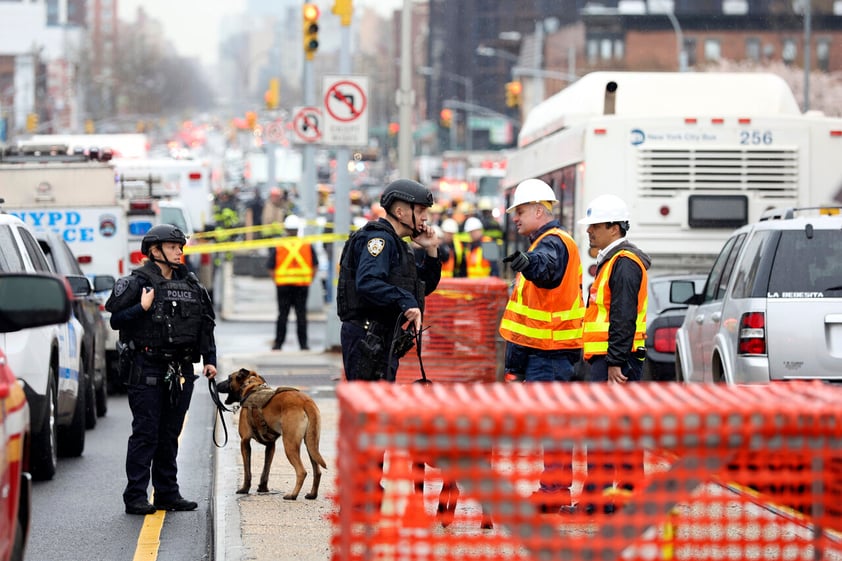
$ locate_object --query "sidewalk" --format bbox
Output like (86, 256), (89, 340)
(214, 264), (342, 561)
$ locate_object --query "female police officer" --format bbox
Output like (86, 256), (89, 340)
(106, 224), (217, 515)
(337, 179), (441, 382)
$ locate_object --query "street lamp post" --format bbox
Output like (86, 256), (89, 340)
(475, 45), (519, 63)
(418, 66), (473, 150)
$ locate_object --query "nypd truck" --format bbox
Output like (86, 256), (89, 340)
(1, 145), (127, 392)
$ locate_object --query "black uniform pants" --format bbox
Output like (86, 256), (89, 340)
(340, 321), (398, 382)
(274, 284), (309, 349)
(123, 358), (195, 505)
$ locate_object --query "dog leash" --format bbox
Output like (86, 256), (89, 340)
(208, 378), (231, 447)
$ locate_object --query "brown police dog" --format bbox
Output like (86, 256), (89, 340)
(216, 368), (327, 500)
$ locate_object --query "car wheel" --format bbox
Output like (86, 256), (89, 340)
(95, 371), (108, 417)
(674, 350), (684, 382)
(83, 351), (97, 430)
(58, 361), (86, 458)
(30, 369), (58, 481)
(10, 517), (24, 561)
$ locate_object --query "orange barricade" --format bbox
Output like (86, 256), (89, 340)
(397, 277), (509, 385)
(331, 381), (842, 561)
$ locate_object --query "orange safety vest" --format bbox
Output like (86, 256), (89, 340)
(465, 237), (492, 278)
(582, 250), (648, 360)
(273, 240), (315, 286)
(498, 228), (584, 350)
(441, 239), (463, 278)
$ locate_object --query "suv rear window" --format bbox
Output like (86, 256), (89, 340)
(768, 229), (842, 296)
(0, 226), (25, 272)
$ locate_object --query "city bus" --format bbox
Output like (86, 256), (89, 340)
(502, 71), (842, 286)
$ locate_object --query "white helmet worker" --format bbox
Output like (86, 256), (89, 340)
(577, 194), (630, 225)
(441, 218), (460, 234)
(463, 216), (484, 233)
(506, 179), (557, 212)
(283, 214), (302, 231)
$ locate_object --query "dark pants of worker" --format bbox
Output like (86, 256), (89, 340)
(123, 358), (195, 506)
(340, 321), (398, 382)
(521, 350), (580, 495)
(585, 355), (645, 503)
(274, 284), (309, 350)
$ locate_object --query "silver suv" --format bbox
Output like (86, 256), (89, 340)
(674, 207), (842, 384)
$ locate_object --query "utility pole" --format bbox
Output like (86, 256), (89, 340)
(397, 0), (414, 179)
(325, 0), (354, 349)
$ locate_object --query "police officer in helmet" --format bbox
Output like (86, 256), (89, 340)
(106, 224), (217, 515)
(337, 179), (441, 382)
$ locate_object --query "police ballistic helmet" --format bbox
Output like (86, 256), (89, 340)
(141, 224), (188, 256)
(380, 179), (434, 211)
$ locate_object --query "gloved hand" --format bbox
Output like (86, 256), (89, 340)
(503, 251), (529, 272)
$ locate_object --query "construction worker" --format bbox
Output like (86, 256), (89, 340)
(267, 214), (318, 351)
(577, 193), (651, 514)
(439, 218), (464, 278)
(499, 178), (585, 513)
(462, 216), (499, 277)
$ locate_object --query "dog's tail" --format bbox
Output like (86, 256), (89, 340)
(304, 400), (328, 469)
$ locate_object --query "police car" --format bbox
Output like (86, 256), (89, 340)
(0, 214), (86, 480)
(0, 273), (72, 561)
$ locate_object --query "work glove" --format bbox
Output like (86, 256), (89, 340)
(503, 251), (529, 272)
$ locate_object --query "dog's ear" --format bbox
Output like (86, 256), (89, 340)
(238, 368), (250, 376)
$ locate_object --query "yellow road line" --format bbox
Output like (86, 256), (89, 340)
(133, 510), (166, 561)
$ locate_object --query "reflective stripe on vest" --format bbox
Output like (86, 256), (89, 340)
(274, 240), (315, 286)
(465, 238), (492, 278)
(582, 250), (648, 360)
(498, 228), (584, 350)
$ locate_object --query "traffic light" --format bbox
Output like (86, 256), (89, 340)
(25, 112), (38, 133)
(264, 78), (280, 110)
(388, 122), (399, 136)
(439, 108), (453, 129)
(505, 81), (523, 107)
(332, 0), (353, 26)
(245, 111), (257, 130)
(303, 3), (320, 60)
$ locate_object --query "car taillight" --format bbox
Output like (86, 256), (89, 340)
(653, 326), (679, 353)
(738, 312), (766, 355)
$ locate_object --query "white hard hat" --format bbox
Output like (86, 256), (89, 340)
(477, 197), (494, 211)
(577, 194), (630, 225)
(463, 216), (484, 233)
(441, 218), (459, 234)
(283, 214), (301, 230)
(506, 179), (557, 212)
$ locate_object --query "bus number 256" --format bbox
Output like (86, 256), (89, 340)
(740, 130), (773, 145)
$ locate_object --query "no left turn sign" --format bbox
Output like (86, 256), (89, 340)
(291, 106), (322, 144)
(322, 75), (369, 146)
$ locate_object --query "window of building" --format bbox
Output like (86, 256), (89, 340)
(704, 39), (721, 62)
(614, 39), (625, 60)
(587, 39), (599, 64)
(817, 38), (831, 72)
(746, 38), (761, 62)
(600, 39), (612, 60)
(684, 37), (697, 67)
(782, 38), (797, 63)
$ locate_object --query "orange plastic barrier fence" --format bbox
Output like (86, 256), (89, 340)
(331, 381), (842, 561)
(397, 277), (509, 385)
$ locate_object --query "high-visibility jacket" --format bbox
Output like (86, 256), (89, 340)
(465, 237), (492, 278)
(441, 239), (463, 278)
(583, 250), (648, 360)
(273, 240), (315, 286)
(499, 228), (584, 350)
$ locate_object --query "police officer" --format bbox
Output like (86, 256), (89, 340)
(106, 224), (217, 515)
(337, 179), (441, 382)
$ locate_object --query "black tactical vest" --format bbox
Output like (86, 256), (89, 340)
(337, 221), (425, 322)
(126, 268), (205, 352)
